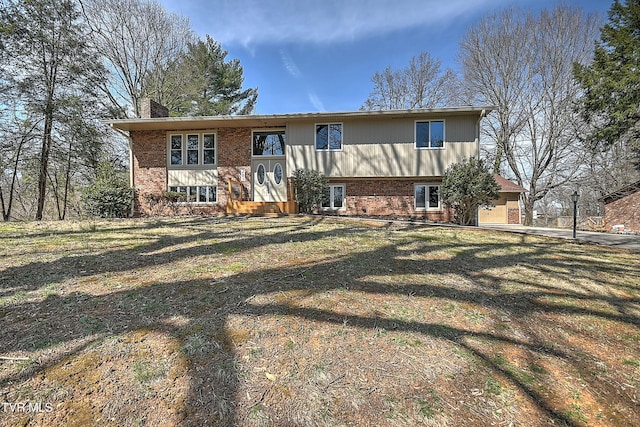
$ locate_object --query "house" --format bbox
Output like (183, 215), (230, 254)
(600, 180), (640, 233)
(478, 175), (527, 225)
(108, 99), (493, 220)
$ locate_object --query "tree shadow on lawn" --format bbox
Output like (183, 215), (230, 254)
(1, 217), (639, 426)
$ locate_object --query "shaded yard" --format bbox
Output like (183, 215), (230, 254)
(0, 216), (639, 426)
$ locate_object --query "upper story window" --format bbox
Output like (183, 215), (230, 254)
(253, 130), (285, 156)
(315, 123), (342, 151)
(169, 132), (216, 167)
(415, 120), (445, 149)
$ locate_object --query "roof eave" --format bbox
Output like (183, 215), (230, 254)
(106, 106), (497, 132)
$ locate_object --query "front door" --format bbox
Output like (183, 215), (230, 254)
(253, 157), (286, 202)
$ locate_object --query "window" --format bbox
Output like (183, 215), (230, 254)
(415, 184), (441, 209)
(203, 134), (215, 164)
(169, 186), (217, 203)
(168, 133), (216, 166)
(256, 164), (266, 185)
(415, 120), (445, 149)
(170, 135), (183, 165)
(253, 131), (285, 156)
(316, 123), (342, 151)
(273, 163), (283, 185)
(321, 184), (345, 210)
(187, 135), (199, 164)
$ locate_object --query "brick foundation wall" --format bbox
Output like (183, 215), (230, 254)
(329, 179), (453, 222)
(131, 130), (167, 216)
(605, 191), (640, 232)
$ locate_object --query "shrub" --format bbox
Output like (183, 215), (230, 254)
(441, 157), (500, 225)
(144, 191), (188, 216)
(82, 161), (133, 218)
(292, 169), (327, 214)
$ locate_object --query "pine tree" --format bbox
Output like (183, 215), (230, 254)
(574, 0), (640, 169)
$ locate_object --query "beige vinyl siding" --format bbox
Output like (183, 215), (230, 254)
(167, 169), (218, 187)
(286, 115), (479, 178)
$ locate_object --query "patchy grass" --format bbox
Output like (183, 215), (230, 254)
(0, 216), (639, 426)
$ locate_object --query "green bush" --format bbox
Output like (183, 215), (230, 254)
(292, 169), (327, 214)
(82, 161), (133, 218)
(441, 157), (500, 225)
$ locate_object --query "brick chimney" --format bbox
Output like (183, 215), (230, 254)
(139, 98), (169, 118)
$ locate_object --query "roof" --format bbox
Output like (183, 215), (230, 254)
(106, 106), (495, 132)
(599, 180), (640, 204)
(494, 175), (527, 193)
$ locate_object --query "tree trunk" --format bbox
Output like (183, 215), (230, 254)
(523, 195), (535, 226)
(35, 114), (53, 221)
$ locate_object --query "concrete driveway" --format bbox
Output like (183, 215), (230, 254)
(482, 225), (640, 252)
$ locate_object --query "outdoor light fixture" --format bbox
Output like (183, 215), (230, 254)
(571, 191), (579, 239)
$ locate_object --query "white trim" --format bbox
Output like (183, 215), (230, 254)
(414, 120), (446, 150)
(321, 184), (346, 211)
(256, 163), (266, 186)
(273, 162), (283, 185)
(251, 128), (287, 157)
(414, 183), (442, 210)
(168, 185), (218, 203)
(315, 122), (344, 152)
(167, 131), (217, 169)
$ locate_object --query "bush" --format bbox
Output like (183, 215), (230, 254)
(144, 191), (188, 216)
(441, 157), (500, 225)
(292, 169), (327, 214)
(82, 161), (133, 218)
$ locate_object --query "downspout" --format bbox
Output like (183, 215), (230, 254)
(111, 126), (135, 217)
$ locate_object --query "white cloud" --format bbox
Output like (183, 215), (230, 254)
(308, 91), (326, 112)
(190, 0), (503, 47)
(280, 50), (302, 78)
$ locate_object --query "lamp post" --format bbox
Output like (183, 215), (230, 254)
(571, 191), (579, 239)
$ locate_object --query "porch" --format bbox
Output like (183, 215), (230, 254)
(226, 179), (298, 215)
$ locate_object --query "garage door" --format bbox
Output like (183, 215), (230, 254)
(479, 205), (508, 224)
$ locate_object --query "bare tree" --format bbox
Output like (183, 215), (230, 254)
(82, 0), (195, 118)
(361, 51), (459, 110)
(460, 5), (601, 225)
(2, 0), (107, 220)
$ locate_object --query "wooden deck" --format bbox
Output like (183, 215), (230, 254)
(225, 179), (298, 216)
(226, 200), (299, 215)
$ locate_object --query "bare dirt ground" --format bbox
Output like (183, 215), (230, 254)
(0, 216), (639, 426)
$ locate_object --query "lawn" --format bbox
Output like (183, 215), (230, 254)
(0, 216), (639, 426)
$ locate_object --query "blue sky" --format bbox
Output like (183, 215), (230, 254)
(159, 0), (611, 115)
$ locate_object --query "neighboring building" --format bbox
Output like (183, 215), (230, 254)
(478, 175), (527, 225)
(600, 180), (640, 233)
(108, 99), (493, 220)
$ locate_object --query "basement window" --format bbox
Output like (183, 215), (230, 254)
(321, 184), (345, 210)
(415, 184), (440, 210)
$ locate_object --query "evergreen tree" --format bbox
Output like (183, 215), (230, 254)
(442, 158), (500, 226)
(151, 35), (258, 116)
(574, 0), (640, 169)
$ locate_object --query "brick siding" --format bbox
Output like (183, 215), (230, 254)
(508, 208), (520, 224)
(139, 98), (169, 119)
(330, 179), (453, 221)
(605, 190), (640, 232)
(131, 130), (167, 215)
(130, 127), (252, 216)
(217, 127), (252, 209)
